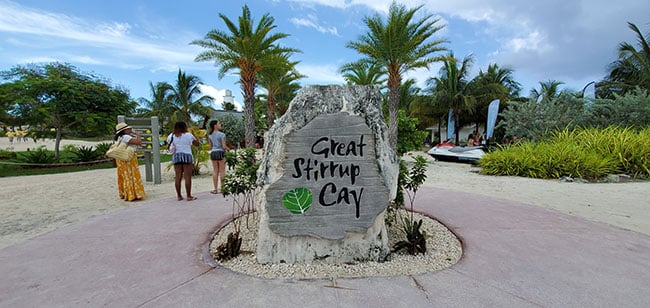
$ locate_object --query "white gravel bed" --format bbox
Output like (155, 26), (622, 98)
(209, 209), (462, 279)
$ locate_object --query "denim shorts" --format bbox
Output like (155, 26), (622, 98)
(210, 150), (225, 161)
(172, 152), (194, 165)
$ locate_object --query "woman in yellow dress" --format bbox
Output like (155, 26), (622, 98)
(114, 122), (145, 201)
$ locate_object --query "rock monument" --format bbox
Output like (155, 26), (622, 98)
(256, 85), (398, 264)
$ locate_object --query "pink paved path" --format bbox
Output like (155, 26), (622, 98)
(1, 187), (649, 307)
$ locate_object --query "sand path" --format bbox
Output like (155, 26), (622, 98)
(1, 137), (648, 249)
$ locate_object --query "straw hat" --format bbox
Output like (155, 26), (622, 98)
(115, 122), (131, 134)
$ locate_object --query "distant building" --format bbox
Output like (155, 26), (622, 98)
(211, 89), (243, 119)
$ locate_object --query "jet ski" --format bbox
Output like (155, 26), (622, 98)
(427, 142), (485, 163)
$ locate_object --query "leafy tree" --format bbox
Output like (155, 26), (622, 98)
(396, 109), (428, 155)
(499, 93), (584, 141)
(192, 4), (299, 147)
(409, 92), (447, 143)
(605, 22), (650, 95)
(347, 2), (447, 150)
(0, 63), (134, 159)
(215, 113), (246, 149)
(581, 87), (650, 128)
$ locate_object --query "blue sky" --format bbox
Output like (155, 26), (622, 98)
(1, 0), (648, 110)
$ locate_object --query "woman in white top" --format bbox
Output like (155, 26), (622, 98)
(207, 120), (230, 194)
(114, 122), (145, 201)
(167, 121), (200, 201)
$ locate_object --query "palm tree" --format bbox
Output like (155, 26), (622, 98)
(138, 81), (174, 132)
(192, 5), (298, 147)
(530, 80), (565, 103)
(257, 52), (304, 128)
(606, 22), (650, 95)
(346, 2), (447, 150)
(273, 81), (302, 117)
(427, 53), (475, 144)
(467, 63), (520, 130)
(339, 60), (386, 86)
(168, 69), (213, 126)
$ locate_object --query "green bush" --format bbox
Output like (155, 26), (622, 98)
(72, 145), (101, 162)
(397, 110), (428, 155)
(0, 149), (17, 160)
(479, 126), (650, 180)
(94, 142), (113, 158)
(17, 146), (57, 166)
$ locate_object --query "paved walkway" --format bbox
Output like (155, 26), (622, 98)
(1, 187), (649, 307)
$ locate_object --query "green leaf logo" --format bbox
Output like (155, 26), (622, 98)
(282, 187), (313, 214)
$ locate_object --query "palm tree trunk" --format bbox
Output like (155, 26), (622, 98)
(242, 71), (257, 148)
(387, 72), (401, 151)
(267, 95), (276, 129)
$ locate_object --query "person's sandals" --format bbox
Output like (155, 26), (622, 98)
(210, 190), (219, 194)
(177, 196), (184, 201)
(187, 196), (198, 201)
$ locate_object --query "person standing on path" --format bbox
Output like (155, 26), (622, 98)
(167, 121), (200, 201)
(114, 122), (146, 201)
(207, 120), (230, 194)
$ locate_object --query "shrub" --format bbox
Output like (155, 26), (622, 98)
(17, 146), (56, 166)
(94, 142), (113, 158)
(397, 110), (428, 155)
(479, 126), (650, 179)
(499, 93), (585, 141)
(216, 148), (260, 261)
(392, 155), (429, 255)
(72, 145), (101, 162)
(0, 149), (17, 160)
(581, 88), (650, 129)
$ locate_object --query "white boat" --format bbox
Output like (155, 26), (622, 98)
(427, 143), (485, 163)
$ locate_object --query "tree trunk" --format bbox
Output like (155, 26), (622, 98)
(267, 95), (276, 129)
(241, 68), (257, 149)
(387, 71), (401, 151)
(54, 128), (62, 161)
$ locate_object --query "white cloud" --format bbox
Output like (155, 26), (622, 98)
(0, 1), (196, 71)
(290, 15), (339, 36)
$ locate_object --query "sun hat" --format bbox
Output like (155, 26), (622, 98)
(115, 122), (131, 134)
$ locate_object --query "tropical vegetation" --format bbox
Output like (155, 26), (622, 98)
(191, 4), (300, 147)
(1, 3), (649, 184)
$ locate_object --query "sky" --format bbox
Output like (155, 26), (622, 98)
(1, 0), (648, 110)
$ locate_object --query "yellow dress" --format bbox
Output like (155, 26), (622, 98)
(116, 147), (146, 201)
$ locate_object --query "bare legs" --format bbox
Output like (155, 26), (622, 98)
(174, 163), (195, 201)
(211, 159), (227, 194)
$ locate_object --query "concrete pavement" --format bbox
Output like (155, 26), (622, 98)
(1, 187), (649, 307)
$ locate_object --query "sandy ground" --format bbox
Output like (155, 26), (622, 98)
(1, 137), (649, 250)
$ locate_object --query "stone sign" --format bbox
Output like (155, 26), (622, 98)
(255, 85), (398, 264)
(265, 113), (388, 239)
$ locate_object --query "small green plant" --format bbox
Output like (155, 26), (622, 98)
(392, 155), (429, 255)
(72, 145), (101, 162)
(216, 148), (259, 261)
(225, 150), (237, 170)
(94, 142), (113, 158)
(18, 146), (56, 166)
(392, 218), (426, 255)
(62, 144), (78, 152)
(0, 149), (17, 160)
